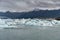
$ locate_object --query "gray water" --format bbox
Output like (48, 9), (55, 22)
(0, 26), (60, 40)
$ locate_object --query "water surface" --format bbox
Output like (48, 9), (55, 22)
(0, 26), (60, 40)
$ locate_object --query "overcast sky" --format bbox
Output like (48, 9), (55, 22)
(0, 0), (60, 12)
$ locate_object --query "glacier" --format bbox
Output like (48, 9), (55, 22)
(0, 19), (60, 29)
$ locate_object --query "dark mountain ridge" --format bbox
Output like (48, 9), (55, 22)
(0, 9), (60, 19)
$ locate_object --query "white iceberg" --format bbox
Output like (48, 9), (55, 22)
(0, 19), (60, 28)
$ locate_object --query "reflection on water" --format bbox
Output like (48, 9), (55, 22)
(0, 26), (60, 40)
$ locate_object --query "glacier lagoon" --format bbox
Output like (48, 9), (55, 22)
(0, 19), (60, 40)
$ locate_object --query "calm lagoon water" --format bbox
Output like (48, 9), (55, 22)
(0, 26), (60, 40)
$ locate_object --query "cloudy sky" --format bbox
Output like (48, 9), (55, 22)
(0, 0), (60, 12)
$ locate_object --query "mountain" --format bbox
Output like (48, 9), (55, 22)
(0, 9), (60, 19)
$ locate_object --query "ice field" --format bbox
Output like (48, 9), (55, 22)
(0, 19), (60, 29)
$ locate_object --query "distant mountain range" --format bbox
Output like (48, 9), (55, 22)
(0, 9), (60, 19)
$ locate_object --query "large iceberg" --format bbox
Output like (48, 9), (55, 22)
(0, 19), (60, 28)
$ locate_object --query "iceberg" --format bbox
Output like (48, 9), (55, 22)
(0, 19), (60, 29)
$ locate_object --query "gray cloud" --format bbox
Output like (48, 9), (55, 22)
(0, 0), (60, 12)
